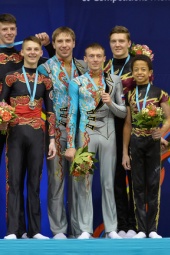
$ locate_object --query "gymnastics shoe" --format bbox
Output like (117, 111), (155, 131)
(107, 231), (122, 239)
(125, 230), (137, 238)
(33, 233), (49, 239)
(132, 232), (146, 238)
(149, 232), (162, 238)
(77, 232), (91, 239)
(4, 234), (17, 239)
(53, 233), (67, 239)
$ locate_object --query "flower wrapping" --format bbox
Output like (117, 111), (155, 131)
(0, 101), (17, 134)
(70, 145), (98, 178)
(132, 103), (164, 129)
(129, 43), (154, 61)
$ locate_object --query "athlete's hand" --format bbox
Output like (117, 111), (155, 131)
(47, 138), (56, 160)
(122, 154), (131, 170)
(64, 148), (76, 162)
(35, 32), (50, 46)
(101, 91), (111, 105)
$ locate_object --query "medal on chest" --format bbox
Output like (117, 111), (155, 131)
(22, 66), (38, 110)
(28, 100), (36, 110)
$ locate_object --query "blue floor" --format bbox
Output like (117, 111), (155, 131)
(0, 238), (170, 255)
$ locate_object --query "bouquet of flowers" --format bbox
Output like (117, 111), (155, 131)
(0, 101), (17, 134)
(129, 43), (154, 61)
(70, 145), (98, 178)
(132, 103), (164, 129)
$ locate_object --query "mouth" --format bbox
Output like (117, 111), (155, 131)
(28, 56), (37, 60)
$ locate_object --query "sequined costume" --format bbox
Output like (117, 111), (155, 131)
(126, 84), (169, 235)
(104, 56), (137, 233)
(0, 67), (55, 237)
(38, 57), (86, 237)
(66, 72), (127, 234)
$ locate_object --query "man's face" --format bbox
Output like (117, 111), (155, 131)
(53, 33), (75, 60)
(21, 41), (43, 67)
(109, 33), (131, 59)
(84, 48), (106, 72)
(0, 22), (17, 45)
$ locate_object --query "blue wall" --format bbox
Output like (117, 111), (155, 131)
(0, 0), (170, 238)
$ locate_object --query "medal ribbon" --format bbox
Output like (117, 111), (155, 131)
(111, 54), (130, 77)
(55, 56), (75, 82)
(0, 41), (23, 48)
(85, 71), (106, 91)
(136, 83), (151, 112)
(22, 66), (38, 105)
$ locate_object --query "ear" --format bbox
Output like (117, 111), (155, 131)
(128, 40), (131, 49)
(73, 40), (75, 49)
(84, 56), (87, 63)
(20, 49), (24, 57)
(149, 70), (153, 77)
(52, 41), (56, 49)
(40, 49), (43, 57)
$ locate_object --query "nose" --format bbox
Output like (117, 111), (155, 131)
(62, 41), (66, 47)
(93, 56), (98, 61)
(115, 41), (120, 46)
(30, 49), (36, 54)
(7, 28), (12, 34)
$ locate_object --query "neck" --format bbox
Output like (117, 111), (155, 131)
(113, 53), (129, 60)
(89, 69), (102, 78)
(56, 54), (72, 64)
(24, 63), (37, 69)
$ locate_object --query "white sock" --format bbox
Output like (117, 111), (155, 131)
(107, 231), (122, 239)
(149, 231), (162, 239)
(132, 232), (146, 239)
(118, 230), (126, 238)
(33, 233), (49, 239)
(125, 230), (137, 238)
(53, 233), (67, 239)
(77, 232), (91, 239)
(4, 234), (17, 240)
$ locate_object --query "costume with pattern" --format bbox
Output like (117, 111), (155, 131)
(104, 56), (137, 233)
(0, 46), (48, 237)
(66, 71), (127, 234)
(0, 67), (55, 237)
(38, 57), (86, 237)
(126, 84), (169, 235)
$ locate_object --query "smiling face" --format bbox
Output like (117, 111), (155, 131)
(21, 40), (43, 68)
(0, 22), (17, 45)
(132, 60), (153, 85)
(109, 33), (131, 59)
(84, 47), (106, 73)
(52, 32), (75, 61)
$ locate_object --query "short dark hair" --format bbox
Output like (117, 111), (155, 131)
(109, 26), (130, 41)
(84, 42), (105, 56)
(22, 36), (42, 48)
(0, 13), (16, 24)
(131, 54), (153, 70)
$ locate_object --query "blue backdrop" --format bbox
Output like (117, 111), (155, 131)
(0, 0), (170, 238)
